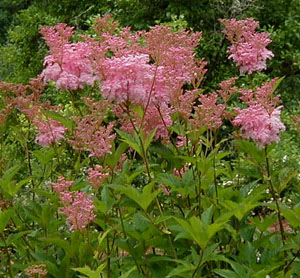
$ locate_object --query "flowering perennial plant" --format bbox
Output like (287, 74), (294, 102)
(52, 177), (95, 230)
(220, 18), (274, 74)
(34, 117), (67, 147)
(0, 15), (295, 278)
(233, 79), (285, 147)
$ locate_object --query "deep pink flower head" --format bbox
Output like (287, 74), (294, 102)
(220, 18), (274, 74)
(233, 104), (285, 148)
(34, 118), (66, 147)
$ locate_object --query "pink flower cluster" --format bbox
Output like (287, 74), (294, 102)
(220, 18), (274, 74)
(41, 42), (100, 90)
(51, 177), (95, 231)
(34, 118), (66, 147)
(192, 93), (226, 130)
(217, 77), (238, 103)
(87, 165), (109, 190)
(233, 79), (285, 147)
(69, 98), (116, 158)
(101, 54), (159, 105)
(39, 18), (208, 141)
(233, 105), (285, 148)
(40, 24), (100, 90)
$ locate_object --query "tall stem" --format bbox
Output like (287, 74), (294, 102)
(265, 147), (285, 244)
(1, 233), (13, 278)
(117, 204), (145, 275)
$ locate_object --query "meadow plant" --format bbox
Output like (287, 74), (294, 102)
(0, 15), (298, 278)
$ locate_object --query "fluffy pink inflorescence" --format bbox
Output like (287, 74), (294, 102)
(60, 191), (95, 231)
(41, 42), (100, 90)
(217, 77), (238, 103)
(69, 98), (116, 158)
(51, 176), (73, 193)
(51, 177), (95, 230)
(220, 18), (274, 74)
(233, 105), (285, 148)
(192, 93), (226, 130)
(87, 165), (109, 190)
(34, 118), (66, 147)
(101, 54), (161, 105)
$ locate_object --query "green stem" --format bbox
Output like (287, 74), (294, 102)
(192, 248), (204, 278)
(1, 233), (13, 278)
(265, 146), (285, 245)
(117, 203), (145, 275)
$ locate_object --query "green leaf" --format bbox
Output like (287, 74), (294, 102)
(213, 269), (238, 278)
(116, 182), (161, 211)
(119, 266), (137, 278)
(43, 110), (75, 131)
(97, 229), (112, 248)
(116, 129), (143, 158)
(234, 139), (265, 164)
(73, 264), (106, 278)
(0, 208), (14, 233)
(6, 178), (30, 196)
(166, 264), (195, 277)
(6, 230), (31, 245)
(282, 207), (300, 228)
(0, 164), (22, 194)
(106, 142), (128, 169)
(32, 149), (55, 165)
(143, 127), (157, 151)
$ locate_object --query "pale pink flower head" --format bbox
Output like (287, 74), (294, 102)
(60, 191), (96, 231)
(87, 165), (109, 190)
(100, 54), (160, 105)
(233, 104), (285, 148)
(69, 98), (116, 158)
(40, 23), (74, 55)
(41, 42), (100, 90)
(192, 92), (226, 130)
(217, 77), (238, 103)
(220, 18), (274, 74)
(51, 176), (73, 193)
(51, 176), (95, 231)
(34, 118), (67, 147)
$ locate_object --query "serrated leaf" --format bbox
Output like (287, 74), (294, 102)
(116, 129), (143, 157)
(0, 209), (14, 233)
